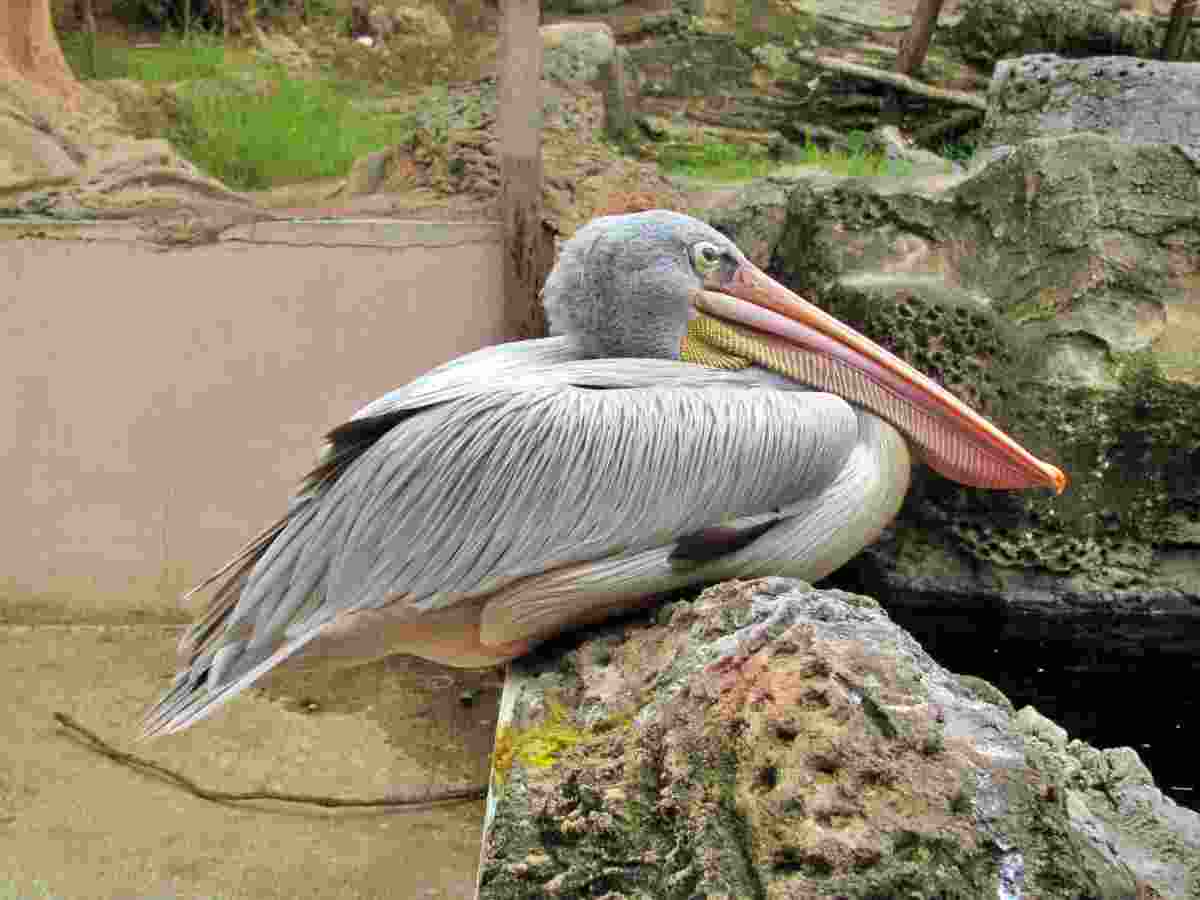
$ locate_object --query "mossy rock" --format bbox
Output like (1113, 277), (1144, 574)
(947, 0), (1197, 66)
(478, 580), (1199, 899)
(709, 132), (1200, 636)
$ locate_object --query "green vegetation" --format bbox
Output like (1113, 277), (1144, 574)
(938, 139), (977, 164)
(55, 11), (924, 195)
(168, 71), (408, 188)
(58, 30), (415, 190)
(795, 133), (916, 178)
(656, 137), (779, 181)
(657, 131), (916, 182)
(60, 30), (237, 82)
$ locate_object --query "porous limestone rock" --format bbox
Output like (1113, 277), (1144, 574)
(981, 54), (1200, 165)
(948, 0), (1191, 67)
(705, 132), (1199, 658)
(476, 579), (1200, 900)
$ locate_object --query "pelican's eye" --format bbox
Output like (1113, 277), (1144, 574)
(691, 241), (723, 276)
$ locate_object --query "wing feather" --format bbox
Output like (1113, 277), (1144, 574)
(145, 346), (860, 736)
(283, 383), (857, 618)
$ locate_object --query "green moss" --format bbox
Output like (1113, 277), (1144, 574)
(949, 785), (973, 816)
(920, 729), (946, 756)
(61, 30), (239, 82)
(859, 691), (900, 740)
(831, 831), (995, 899)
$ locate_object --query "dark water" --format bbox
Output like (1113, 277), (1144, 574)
(874, 604), (1198, 812)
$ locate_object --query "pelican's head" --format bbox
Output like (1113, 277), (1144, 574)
(543, 210), (1066, 494)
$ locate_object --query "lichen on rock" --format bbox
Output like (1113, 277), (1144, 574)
(477, 579), (1200, 899)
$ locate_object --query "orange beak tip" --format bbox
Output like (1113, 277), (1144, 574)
(1050, 466), (1068, 496)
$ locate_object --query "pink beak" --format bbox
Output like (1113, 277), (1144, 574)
(697, 263), (1066, 494)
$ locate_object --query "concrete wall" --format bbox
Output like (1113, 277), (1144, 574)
(2, 218), (506, 623)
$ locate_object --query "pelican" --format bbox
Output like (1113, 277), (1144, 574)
(142, 211), (1065, 737)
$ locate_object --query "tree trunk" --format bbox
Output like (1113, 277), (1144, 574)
(1162, 0), (1196, 60)
(499, 0), (549, 341)
(896, 0), (946, 76)
(0, 0), (81, 102)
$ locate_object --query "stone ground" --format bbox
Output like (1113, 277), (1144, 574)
(1, 624), (503, 900)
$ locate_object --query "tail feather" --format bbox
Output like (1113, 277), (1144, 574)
(143, 410), (414, 738)
(142, 502), (315, 738)
(176, 515), (290, 660)
(140, 631), (322, 738)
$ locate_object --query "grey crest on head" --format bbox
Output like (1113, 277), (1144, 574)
(542, 210), (741, 360)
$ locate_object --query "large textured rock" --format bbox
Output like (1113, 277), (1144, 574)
(705, 133), (1199, 660)
(981, 54), (1200, 164)
(0, 110), (82, 193)
(948, 0), (1193, 67)
(542, 22), (617, 85)
(476, 579), (1200, 900)
(541, 22), (639, 142)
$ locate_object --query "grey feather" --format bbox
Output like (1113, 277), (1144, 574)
(543, 211), (740, 359)
(143, 211), (913, 737)
(142, 353), (860, 735)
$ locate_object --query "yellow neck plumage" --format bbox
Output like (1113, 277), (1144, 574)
(680, 315), (752, 370)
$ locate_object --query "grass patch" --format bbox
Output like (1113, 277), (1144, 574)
(792, 141), (915, 177)
(61, 30), (240, 82)
(58, 27), (462, 190)
(656, 138), (778, 181)
(656, 132), (919, 183)
(790, 130), (917, 177)
(938, 139), (977, 164)
(59, 29), (416, 189)
(169, 69), (411, 189)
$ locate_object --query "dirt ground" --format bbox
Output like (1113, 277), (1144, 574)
(1, 624), (503, 900)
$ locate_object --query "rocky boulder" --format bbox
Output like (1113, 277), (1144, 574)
(704, 132), (1199, 663)
(476, 579), (1200, 899)
(362, 1), (453, 46)
(948, 0), (1196, 67)
(0, 108), (83, 194)
(980, 54), (1200, 164)
(541, 22), (639, 141)
(1, 78), (248, 218)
